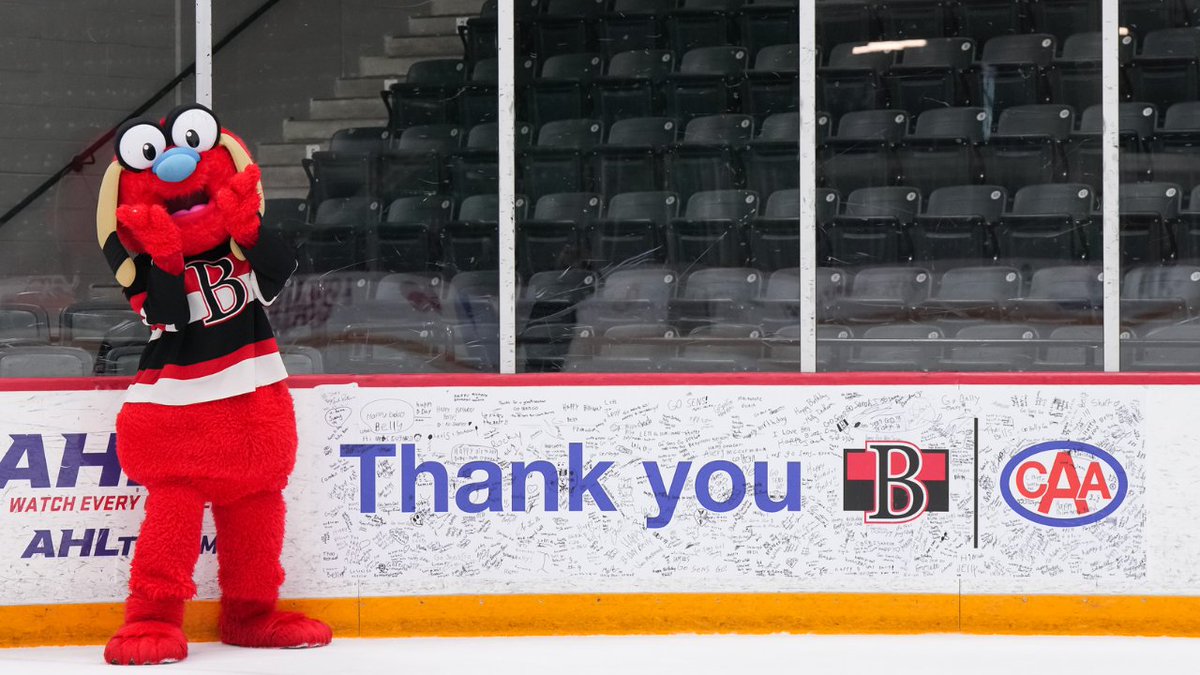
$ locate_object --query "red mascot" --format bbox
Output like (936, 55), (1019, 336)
(95, 103), (332, 665)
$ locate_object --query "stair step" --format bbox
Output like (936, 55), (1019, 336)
(406, 15), (463, 36)
(310, 97), (386, 120)
(384, 34), (463, 57)
(359, 55), (429, 78)
(335, 76), (401, 98)
(416, 0), (487, 18)
(261, 165), (310, 190)
(257, 142), (327, 165)
(265, 186), (310, 200)
(283, 118), (387, 143)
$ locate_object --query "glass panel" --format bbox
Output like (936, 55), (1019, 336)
(249, 1), (500, 374)
(0, 0), (188, 377)
(815, 0), (1104, 372)
(0, 2), (502, 378)
(513, 0), (803, 373)
(1118, 2), (1199, 371)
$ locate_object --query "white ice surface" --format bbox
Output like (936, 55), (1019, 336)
(2, 633), (1199, 675)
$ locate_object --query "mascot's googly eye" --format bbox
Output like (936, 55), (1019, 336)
(116, 122), (168, 171)
(168, 105), (221, 152)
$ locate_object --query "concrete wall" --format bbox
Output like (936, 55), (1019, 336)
(0, 0), (413, 299)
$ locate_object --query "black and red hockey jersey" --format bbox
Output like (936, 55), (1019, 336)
(123, 230), (297, 406)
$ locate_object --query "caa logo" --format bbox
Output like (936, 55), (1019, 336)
(999, 441), (1127, 528)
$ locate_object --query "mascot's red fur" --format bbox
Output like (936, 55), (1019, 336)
(98, 104), (331, 665)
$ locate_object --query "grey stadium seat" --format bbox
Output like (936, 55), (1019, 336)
(0, 347), (95, 378)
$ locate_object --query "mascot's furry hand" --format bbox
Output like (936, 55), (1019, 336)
(115, 204), (184, 275)
(214, 163), (262, 248)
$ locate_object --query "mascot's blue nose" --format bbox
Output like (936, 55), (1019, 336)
(152, 147), (201, 183)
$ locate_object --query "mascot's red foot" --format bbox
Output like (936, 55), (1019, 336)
(219, 600), (332, 649)
(104, 621), (188, 666)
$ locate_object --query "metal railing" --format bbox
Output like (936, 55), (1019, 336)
(0, 0), (286, 226)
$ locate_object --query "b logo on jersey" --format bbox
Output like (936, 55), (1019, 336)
(188, 258), (249, 325)
(843, 442), (949, 524)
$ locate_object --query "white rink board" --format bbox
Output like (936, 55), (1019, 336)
(0, 381), (1195, 605)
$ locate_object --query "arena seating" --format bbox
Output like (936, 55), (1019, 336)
(19, 0), (1200, 376)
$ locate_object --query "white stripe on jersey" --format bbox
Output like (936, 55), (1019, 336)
(124, 352), (289, 406)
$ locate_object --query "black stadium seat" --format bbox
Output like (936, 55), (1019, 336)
(914, 265), (1022, 324)
(1034, 325), (1104, 371)
(897, 107), (989, 195)
(828, 186), (922, 267)
(1122, 264), (1200, 326)
(819, 109), (908, 195)
(1120, 182), (1182, 266)
(816, 0), (875, 56)
(591, 49), (676, 126)
(531, 0), (608, 59)
(748, 188), (804, 272)
(1149, 102), (1200, 191)
(1068, 103), (1157, 189)
(518, 192), (602, 277)
(741, 111), (801, 199)
(590, 191), (679, 270)
(459, 0), (501, 65)
(519, 268), (598, 329)
(847, 323), (943, 371)
(665, 114), (755, 203)
(1129, 28), (1200, 114)
(884, 37), (975, 117)
(1121, 0), (1192, 44)
(576, 268), (680, 333)
(519, 118), (604, 201)
(938, 323), (1040, 371)
(1008, 265), (1103, 324)
(663, 45), (750, 122)
(980, 104), (1074, 195)
(382, 59), (466, 131)
(596, 0), (677, 58)
(528, 52), (605, 127)
(309, 197), (379, 272)
(955, 0), (1029, 46)
(911, 185), (1008, 269)
(968, 33), (1056, 114)
(666, 189), (759, 268)
(374, 124), (462, 201)
(1128, 323), (1200, 371)
(1048, 32), (1104, 114)
(877, 0), (953, 40)
(996, 183), (1095, 273)
(1030, 0), (1101, 43)
(1177, 184), (1200, 260)
(738, 2), (799, 56)
(744, 43), (800, 121)
(377, 194), (452, 273)
(671, 267), (763, 332)
(818, 41), (894, 120)
(589, 117), (677, 197)
(0, 347), (94, 378)
(666, 0), (743, 57)
(665, 323), (764, 372)
(832, 265), (933, 324)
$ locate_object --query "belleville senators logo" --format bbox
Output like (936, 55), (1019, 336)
(843, 441), (949, 524)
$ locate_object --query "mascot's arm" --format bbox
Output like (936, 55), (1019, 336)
(242, 228), (299, 305)
(213, 163), (298, 304)
(115, 204), (190, 327)
(123, 254), (190, 328)
(214, 164), (298, 304)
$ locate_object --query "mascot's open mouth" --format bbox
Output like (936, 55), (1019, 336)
(165, 190), (209, 217)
